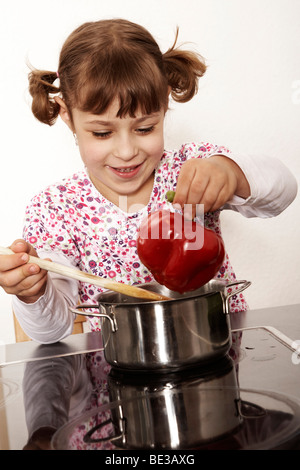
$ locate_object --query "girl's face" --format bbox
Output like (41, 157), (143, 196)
(59, 99), (165, 211)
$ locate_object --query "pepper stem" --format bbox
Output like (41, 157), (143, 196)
(166, 190), (176, 203)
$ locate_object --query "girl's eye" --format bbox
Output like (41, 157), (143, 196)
(92, 131), (112, 139)
(92, 126), (154, 138)
(136, 126), (154, 135)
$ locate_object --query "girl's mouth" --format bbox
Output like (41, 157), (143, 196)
(109, 163), (142, 178)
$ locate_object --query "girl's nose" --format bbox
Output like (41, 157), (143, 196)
(113, 134), (138, 160)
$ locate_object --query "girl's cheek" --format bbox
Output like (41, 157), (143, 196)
(147, 133), (164, 154)
(79, 143), (104, 164)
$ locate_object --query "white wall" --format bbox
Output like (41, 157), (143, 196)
(0, 0), (299, 344)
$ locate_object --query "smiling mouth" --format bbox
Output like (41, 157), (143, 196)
(109, 163), (142, 174)
(115, 166), (138, 173)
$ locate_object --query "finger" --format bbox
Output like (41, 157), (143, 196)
(10, 239), (40, 259)
(0, 261), (40, 289)
(199, 182), (223, 213)
(0, 265), (47, 299)
(0, 240), (37, 274)
(201, 182), (235, 213)
(184, 176), (210, 218)
(14, 270), (48, 298)
(176, 166), (210, 218)
(0, 239), (43, 277)
(173, 162), (196, 207)
(174, 163), (205, 219)
(195, 165), (232, 213)
(0, 251), (29, 272)
(10, 239), (32, 254)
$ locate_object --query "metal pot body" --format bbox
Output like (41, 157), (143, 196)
(102, 292), (229, 371)
(71, 280), (250, 372)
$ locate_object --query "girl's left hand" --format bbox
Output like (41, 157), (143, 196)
(173, 156), (250, 217)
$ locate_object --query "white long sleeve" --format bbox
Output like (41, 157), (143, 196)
(12, 251), (79, 344)
(220, 153), (298, 217)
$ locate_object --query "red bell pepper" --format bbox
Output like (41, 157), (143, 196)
(137, 203), (225, 293)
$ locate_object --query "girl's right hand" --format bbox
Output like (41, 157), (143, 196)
(0, 239), (48, 304)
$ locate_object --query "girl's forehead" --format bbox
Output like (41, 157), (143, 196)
(72, 104), (164, 124)
(76, 99), (164, 121)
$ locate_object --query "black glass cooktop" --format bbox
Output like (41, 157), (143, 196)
(1, 305), (300, 451)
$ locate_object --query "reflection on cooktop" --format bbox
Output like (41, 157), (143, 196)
(197, 390), (300, 450)
(51, 388), (300, 450)
(2, 323), (300, 451)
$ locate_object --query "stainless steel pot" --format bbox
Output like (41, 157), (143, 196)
(70, 279), (250, 372)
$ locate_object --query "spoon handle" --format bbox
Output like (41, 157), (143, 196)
(0, 246), (169, 301)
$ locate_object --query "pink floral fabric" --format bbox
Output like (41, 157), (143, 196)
(23, 142), (247, 331)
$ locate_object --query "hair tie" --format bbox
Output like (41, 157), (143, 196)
(56, 71), (60, 79)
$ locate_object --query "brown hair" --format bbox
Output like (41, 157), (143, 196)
(28, 19), (206, 126)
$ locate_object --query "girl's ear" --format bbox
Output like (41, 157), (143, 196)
(54, 97), (74, 131)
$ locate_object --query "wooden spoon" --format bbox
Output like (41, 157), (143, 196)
(0, 246), (170, 301)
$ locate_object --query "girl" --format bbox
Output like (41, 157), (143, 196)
(0, 19), (297, 343)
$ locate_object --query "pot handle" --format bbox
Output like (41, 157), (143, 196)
(83, 418), (124, 445)
(235, 398), (266, 419)
(223, 280), (251, 314)
(69, 304), (118, 332)
(232, 325), (298, 353)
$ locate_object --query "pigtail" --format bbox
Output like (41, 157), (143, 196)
(163, 29), (206, 103)
(28, 69), (61, 126)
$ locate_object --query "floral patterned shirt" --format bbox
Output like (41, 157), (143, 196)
(21, 142), (248, 335)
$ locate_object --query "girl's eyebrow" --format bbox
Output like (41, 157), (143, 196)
(86, 112), (161, 126)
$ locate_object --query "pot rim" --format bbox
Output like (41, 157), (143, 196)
(96, 279), (250, 307)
